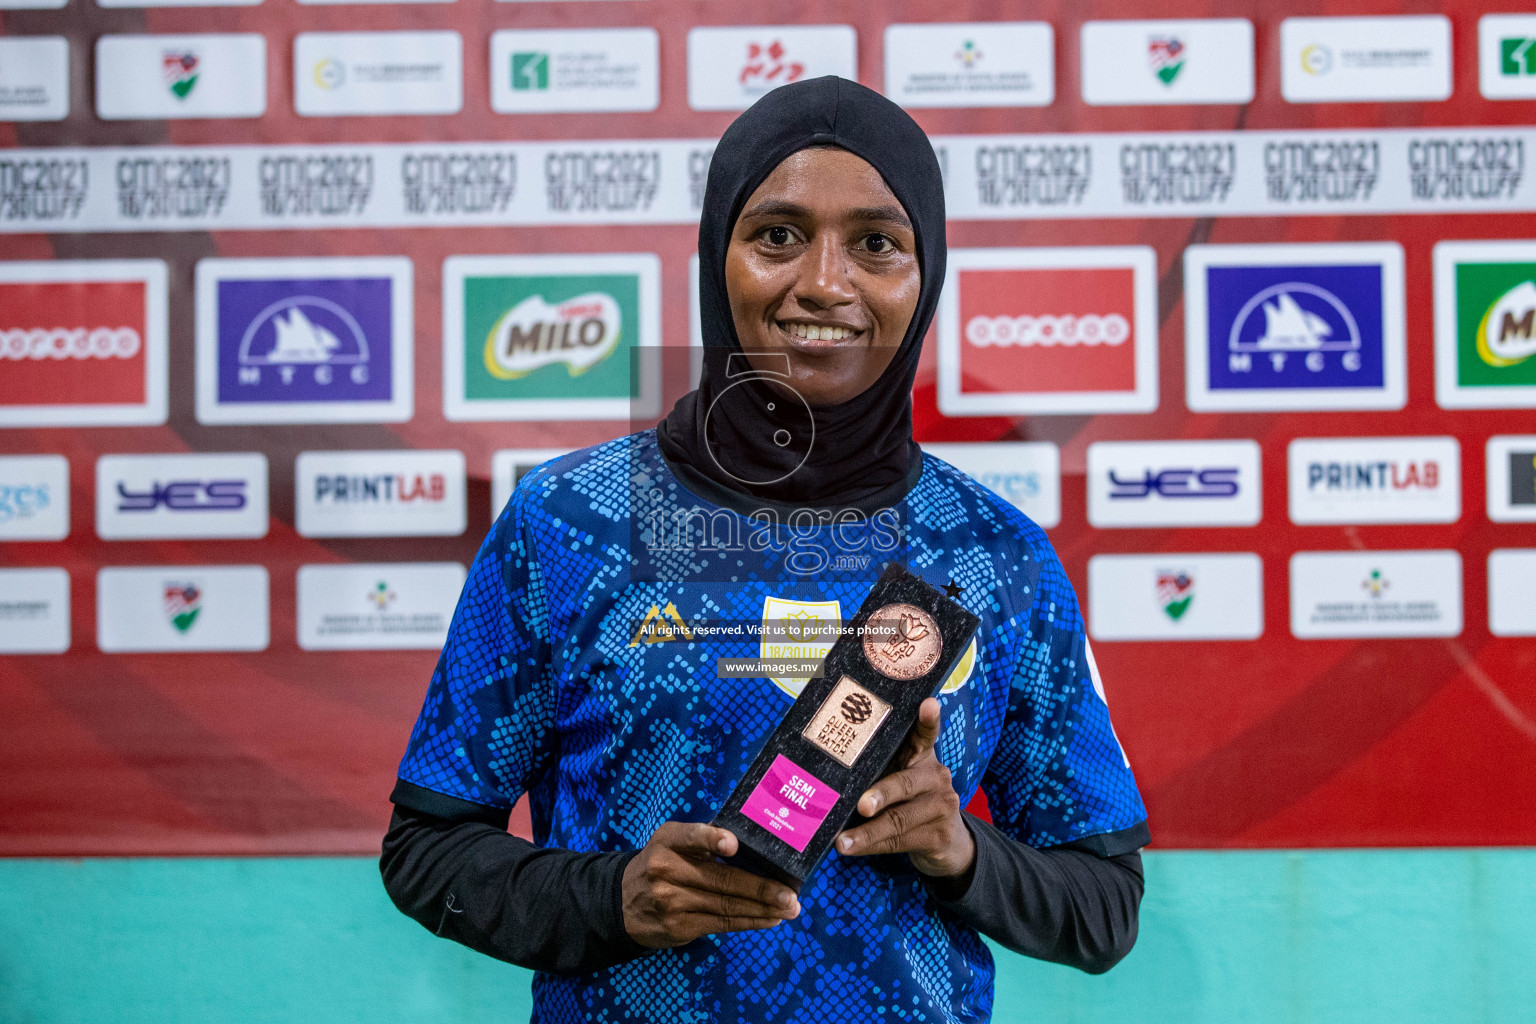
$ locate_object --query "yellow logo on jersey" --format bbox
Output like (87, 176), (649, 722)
(628, 602), (694, 646)
(761, 596), (842, 698)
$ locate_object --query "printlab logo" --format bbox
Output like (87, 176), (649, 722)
(1148, 37), (1186, 85)
(295, 449), (465, 539)
(163, 51), (199, 100)
(443, 254), (658, 421)
(0, 260), (168, 428)
(164, 582), (202, 633)
(937, 246), (1158, 416)
(1288, 437), (1460, 526)
(512, 52), (548, 90)
(741, 41), (805, 91)
(196, 257), (412, 424)
(1186, 243), (1405, 411)
(1157, 572), (1194, 620)
(1434, 243), (1536, 409)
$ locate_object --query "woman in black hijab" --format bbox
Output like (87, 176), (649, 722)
(383, 77), (1148, 1023)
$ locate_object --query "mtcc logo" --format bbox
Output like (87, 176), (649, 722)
(1228, 283), (1362, 374)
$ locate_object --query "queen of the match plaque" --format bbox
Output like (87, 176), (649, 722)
(712, 563), (980, 887)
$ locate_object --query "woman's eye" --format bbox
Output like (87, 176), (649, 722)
(864, 234), (893, 253)
(764, 226), (793, 245)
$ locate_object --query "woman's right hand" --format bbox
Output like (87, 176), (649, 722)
(621, 822), (801, 948)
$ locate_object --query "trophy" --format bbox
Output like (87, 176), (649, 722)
(712, 563), (980, 887)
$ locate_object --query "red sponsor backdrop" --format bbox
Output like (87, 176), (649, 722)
(2, 0), (1534, 856)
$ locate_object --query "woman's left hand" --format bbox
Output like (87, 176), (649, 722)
(834, 697), (976, 879)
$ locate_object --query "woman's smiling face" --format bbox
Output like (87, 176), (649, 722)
(725, 147), (921, 407)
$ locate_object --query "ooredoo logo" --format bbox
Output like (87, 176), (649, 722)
(0, 260), (167, 428)
(937, 246), (1158, 415)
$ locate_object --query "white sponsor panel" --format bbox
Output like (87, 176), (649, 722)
(296, 450), (466, 538)
(1290, 550), (1462, 639)
(687, 25), (856, 111)
(295, 32), (463, 117)
(923, 442), (1061, 529)
(884, 23), (1054, 109)
(1489, 549), (1536, 636)
(193, 256), (414, 425)
(0, 259), (169, 428)
(296, 562), (465, 651)
(1088, 553), (1263, 642)
(99, 0), (259, 7)
(96, 35), (267, 120)
(491, 448), (572, 520)
(0, 37), (68, 122)
(0, 456), (69, 541)
(490, 29), (659, 114)
(1, 0), (65, 8)
(1487, 435), (1536, 523)
(1281, 16), (1452, 104)
(0, 568), (70, 654)
(96, 453), (269, 540)
(1087, 440), (1262, 528)
(1287, 437), (1461, 525)
(1184, 241), (1408, 413)
(1081, 19), (1253, 106)
(1432, 240), (1536, 411)
(936, 246), (1159, 416)
(1480, 16), (1536, 100)
(96, 565), (269, 653)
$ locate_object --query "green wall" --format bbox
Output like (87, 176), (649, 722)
(1, 850), (1531, 1023)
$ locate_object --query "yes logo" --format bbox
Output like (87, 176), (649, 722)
(444, 253), (659, 421)
(1435, 242), (1536, 409)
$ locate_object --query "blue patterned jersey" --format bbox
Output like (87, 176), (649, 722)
(396, 431), (1147, 1023)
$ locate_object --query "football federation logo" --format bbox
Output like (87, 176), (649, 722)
(1157, 572), (1194, 621)
(1186, 242), (1406, 411)
(196, 257), (412, 424)
(443, 254), (659, 421)
(0, 260), (168, 428)
(163, 51), (200, 100)
(1434, 243), (1536, 409)
(1148, 37), (1186, 85)
(164, 582), (202, 633)
(938, 246), (1158, 416)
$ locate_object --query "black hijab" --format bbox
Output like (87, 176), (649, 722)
(657, 76), (946, 511)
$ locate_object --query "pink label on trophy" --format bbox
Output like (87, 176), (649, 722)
(740, 754), (841, 852)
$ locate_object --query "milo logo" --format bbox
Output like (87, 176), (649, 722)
(1477, 279), (1536, 368)
(484, 292), (621, 380)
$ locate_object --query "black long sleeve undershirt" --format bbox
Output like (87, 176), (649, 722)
(380, 782), (1148, 977)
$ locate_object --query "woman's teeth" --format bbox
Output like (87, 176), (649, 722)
(783, 322), (856, 341)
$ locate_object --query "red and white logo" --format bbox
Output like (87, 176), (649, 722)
(937, 247), (1158, 415)
(0, 260), (168, 427)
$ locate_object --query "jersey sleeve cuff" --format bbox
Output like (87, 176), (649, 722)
(390, 778), (512, 829)
(1052, 820), (1151, 858)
